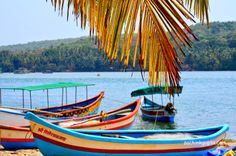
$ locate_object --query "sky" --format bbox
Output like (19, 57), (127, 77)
(0, 0), (236, 46)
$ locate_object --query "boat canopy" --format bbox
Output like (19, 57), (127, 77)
(131, 86), (183, 97)
(0, 82), (95, 108)
(0, 82), (94, 91)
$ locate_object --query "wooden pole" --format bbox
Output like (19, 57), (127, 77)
(47, 89), (49, 108)
(75, 87), (77, 102)
(86, 86), (88, 100)
(161, 93), (163, 106)
(0, 89), (2, 106)
(29, 91), (32, 109)
(66, 87), (68, 104)
(61, 88), (64, 106)
(22, 90), (25, 108)
(152, 94), (154, 108)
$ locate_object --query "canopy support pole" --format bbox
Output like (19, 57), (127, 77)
(61, 88), (64, 106)
(29, 91), (32, 109)
(22, 90), (25, 108)
(0, 89), (2, 106)
(161, 93), (163, 106)
(152, 94), (154, 108)
(75, 87), (77, 102)
(47, 89), (49, 108)
(86, 86), (88, 100)
(66, 87), (68, 104)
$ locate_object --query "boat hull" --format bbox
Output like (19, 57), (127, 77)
(25, 112), (229, 156)
(141, 113), (175, 122)
(141, 97), (176, 122)
(0, 140), (36, 150)
(0, 99), (140, 150)
(34, 138), (211, 156)
(0, 126), (35, 150)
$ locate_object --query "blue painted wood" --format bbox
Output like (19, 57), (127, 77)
(35, 138), (211, 156)
(25, 112), (229, 156)
(0, 141), (36, 150)
(142, 113), (175, 122)
(141, 97), (176, 123)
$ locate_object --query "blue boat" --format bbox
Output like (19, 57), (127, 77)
(140, 96), (176, 122)
(25, 112), (228, 156)
(131, 86), (182, 122)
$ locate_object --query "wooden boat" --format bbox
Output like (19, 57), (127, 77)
(140, 96), (176, 122)
(0, 91), (104, 119)
(0, 99), (140, 150)
(39, 91), (104, 117)
(25, 112), (228, 156)
(131, 86), (182, 122)
(0, 82), (99, 112)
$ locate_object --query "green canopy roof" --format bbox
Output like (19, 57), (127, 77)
(131, 86), (183, 97)
(0, 82), (95, 91)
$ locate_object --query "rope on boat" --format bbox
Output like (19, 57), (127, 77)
(25, 129), (32, 139)
(153, 110), (159, 130)
(152, 94), (163, 129)
(136, 112), (145, 130)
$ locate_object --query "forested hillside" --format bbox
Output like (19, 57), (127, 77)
(0, 21), (236, 72)
(183, 21), (236, 70)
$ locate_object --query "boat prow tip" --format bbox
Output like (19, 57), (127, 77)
(24, 112), (36, 120)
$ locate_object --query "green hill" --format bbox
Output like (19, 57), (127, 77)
(0, 38), (81, 52)
(0, 21), (236, 72)
(183, 21), (236, 70)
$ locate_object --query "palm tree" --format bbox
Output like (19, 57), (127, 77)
(48, 0), (209, 87)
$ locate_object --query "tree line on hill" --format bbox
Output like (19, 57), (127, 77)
(0, 21), (236, 73)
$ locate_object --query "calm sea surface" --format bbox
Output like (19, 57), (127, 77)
(0, 71), (236, 139)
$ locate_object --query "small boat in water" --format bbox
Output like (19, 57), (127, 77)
(140, 96), (176, 122)
(0, 91), (104, 120)
(25, 112), (228, 156)
(39, 91), (104, 117)
(0, 99), (140, 150)
(0, 82), (104, 117)
(131, 86), (182, 122)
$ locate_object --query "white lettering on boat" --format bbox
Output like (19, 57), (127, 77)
(37, 127), (66, 141)
(184, 141), (216, 146)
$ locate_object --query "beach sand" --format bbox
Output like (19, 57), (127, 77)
(0, 141), (235, 156)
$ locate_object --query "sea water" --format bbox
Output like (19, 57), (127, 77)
(0, 71), (235, 139)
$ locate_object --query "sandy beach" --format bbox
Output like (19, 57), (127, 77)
(1, 141), (235, 156)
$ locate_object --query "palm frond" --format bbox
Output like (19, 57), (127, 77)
(48, 0), (209, 87)
(184, 0), (209, 25)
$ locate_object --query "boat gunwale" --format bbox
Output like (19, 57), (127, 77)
(67, 99), (141, 128)
(25, 112), (229, 144)
(0, 99), (140, 132)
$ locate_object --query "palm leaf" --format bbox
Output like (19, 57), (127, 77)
(48, 0), (209, 87)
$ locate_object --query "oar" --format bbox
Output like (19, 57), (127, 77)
(0, 106), (63, 116)
(67, 108), (132, 126)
